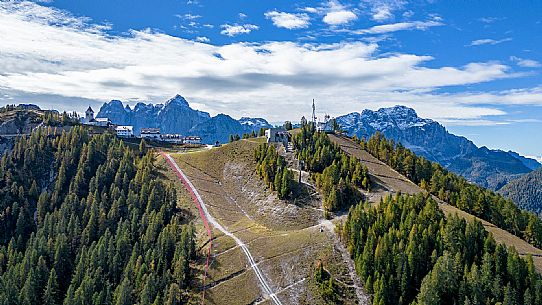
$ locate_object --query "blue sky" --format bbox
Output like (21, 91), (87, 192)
(0, 0), (541, 157)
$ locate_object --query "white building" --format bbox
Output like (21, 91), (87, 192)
(115, 126), (134, 138)
(316, 121), (333, 133)
(84, 106), (94, 123)
(161, 134), (184, 144)
(265, 128), (290, 147)
(80, 106), (111, 127)
(140, 128), (160, 140)
(183, 136), (202, 145)
(94, 117), (111, 127)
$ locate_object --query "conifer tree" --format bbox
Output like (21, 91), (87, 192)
(43, 269), (59, 305)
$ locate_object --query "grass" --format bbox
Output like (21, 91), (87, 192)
(164, 140), (359, 304)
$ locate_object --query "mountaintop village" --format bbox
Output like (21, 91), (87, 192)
(81, 99), (334, 146)
(80, 106), (203, 145)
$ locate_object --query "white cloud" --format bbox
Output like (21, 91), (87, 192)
(264, 11), (310, 29)
(469, 38), (512, 46)
(178, 13), (200, 20)
(323, 10), (357, 25)
(220, 23), (259, 36)
(355, 20), (443, 34)
(372, 6), (393, 22)
(0, 1), (538, 124)
(402, 10), (414, 18)
(302, 7), (319, 13)
(239, 12), (247, 19)
(195, 36), (210, 43)
(478, 17), (504, 24)
(360, 0), (407, 22)
(510, 56), (541, 68)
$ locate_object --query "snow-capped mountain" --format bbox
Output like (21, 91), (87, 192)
(337, 105), (537, 190)
(238, 117), (273, 130)
(97, 95), (271, 144)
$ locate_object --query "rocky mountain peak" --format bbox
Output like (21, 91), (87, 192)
(336, 105), (532, 190)
(165, 94), (189, 107)
(96, 94), (266, 144)
(361, 105), (433, 131)
(238, 117), (273, 130)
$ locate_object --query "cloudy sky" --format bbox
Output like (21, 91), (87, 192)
(1, 0), (541, 156)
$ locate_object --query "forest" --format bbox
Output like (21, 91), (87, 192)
(293, 124), (370, 215)
(499, 167), (542, 215)
(341, 193), (542, 305)
(0, 127), (198, 305)
(254, 143), (294, 199)
(360, 132), (542, 248)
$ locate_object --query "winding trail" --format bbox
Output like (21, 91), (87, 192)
(163, 153), (283, 305)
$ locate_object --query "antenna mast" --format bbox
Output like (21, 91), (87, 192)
(312, 99), (316, 125)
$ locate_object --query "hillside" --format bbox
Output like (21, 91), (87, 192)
(160, 128), (542, 304)
(336, 105), (538, 190)
(166, 139), (366, 305)
(293, 126), (542, 303)
(0, 104), (79, 154)
(0, 127), (201, 304)
(328, 133), (542, 272)
(500, 167), (542, 214)
(0, 104), (78, 134)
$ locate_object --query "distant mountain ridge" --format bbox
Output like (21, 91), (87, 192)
(507, 151), (542, 171)
(96, 95), (272, 144)
(336, 105), (539, 190)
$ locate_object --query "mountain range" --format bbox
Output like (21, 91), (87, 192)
(336, 105), (540, 190)
(2, 99), (541, 215)
(96, 95), (272, 144)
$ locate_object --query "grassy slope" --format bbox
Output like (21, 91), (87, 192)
(328, 133), (542, 273)
(165, 140), (359, 305)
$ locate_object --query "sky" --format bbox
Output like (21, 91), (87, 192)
(0, 0), (541, 157)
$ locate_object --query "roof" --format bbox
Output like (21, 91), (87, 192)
(268, 127), (286, 131)
(86, 106), (94, 113)
(161, 134), (182, 138)
(115, 125), (133, 131)
(141, 128), (160, 134)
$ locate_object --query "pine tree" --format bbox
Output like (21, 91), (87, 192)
(43, 269), (59, 305)
(114, 277), (133, 305)
(139, 139), (147, 155)
(280, 169), (291, 199)
(164, 283), (181, 305)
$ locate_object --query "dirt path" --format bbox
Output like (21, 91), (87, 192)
(164, 153), (283, 305)
(296, 150), (372, 304)
(320, 219), (371, 305)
